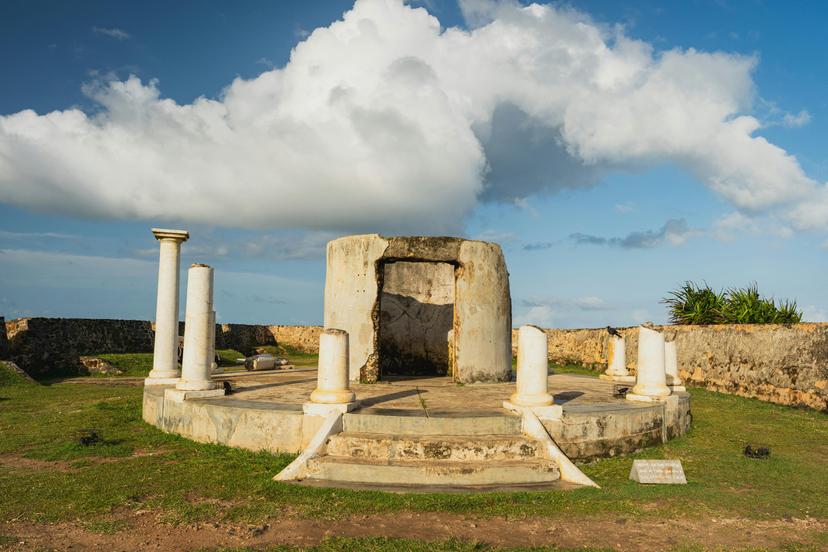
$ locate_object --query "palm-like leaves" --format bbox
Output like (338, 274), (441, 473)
(663, 281), (802, 325)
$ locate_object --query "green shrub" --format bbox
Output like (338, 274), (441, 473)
(663, 281), (802, 325)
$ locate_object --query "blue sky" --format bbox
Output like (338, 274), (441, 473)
(1, 0), (826, 328)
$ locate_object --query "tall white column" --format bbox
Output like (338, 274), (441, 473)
(146, 228), (188, 386)
(627, 325), (671, 402)
(510, 325), (553, 407)
(210, 310), (223, 375)
(664, 339), (685, 392)
(600, 332), (634, 382)
(176, 264), (220, 391)
(305, 328), (358, 414)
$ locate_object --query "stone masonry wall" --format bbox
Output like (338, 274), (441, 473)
(6, 316), (826, 410)
(5, 317), (281, 377)
(512, 324), (828, 411)
(6, 318), (156, 377)
(268, 325), (322, 354)
(0, 316), (9, 360)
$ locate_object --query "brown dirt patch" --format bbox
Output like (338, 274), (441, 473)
(0, 512), (825, 551)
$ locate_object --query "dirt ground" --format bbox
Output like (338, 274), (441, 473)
(1, 511), (825, 551)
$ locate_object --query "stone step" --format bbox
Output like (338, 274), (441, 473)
(343, 412), (520, 436)
(304, 456), (560, 487)
(326, 432), (539, 462)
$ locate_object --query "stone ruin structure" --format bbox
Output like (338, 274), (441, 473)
(142, 228), (691, 492)
(323, 234), (512, 383)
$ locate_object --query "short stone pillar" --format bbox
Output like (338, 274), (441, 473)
(304, 328), (359, 414)
(664, 339), (685, 392)
(600, 330), (634, 383)
(146, 228), (189, 386)
(503, 325), (560, 419)
(172, 265), (223, 398)
(209, 311), (223, 375)
(627, 325), (672, 402)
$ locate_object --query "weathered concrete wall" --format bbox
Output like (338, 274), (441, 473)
(268, 325), (322, 353)
(324, 234), (512, 383)
(143, 387), (305, 453)
(5, 317), (280, 377)
(545, 395), (691, 460)
(524, 324), (828, 411)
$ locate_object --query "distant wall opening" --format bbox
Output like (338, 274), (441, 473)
(378, 261), (455, 378)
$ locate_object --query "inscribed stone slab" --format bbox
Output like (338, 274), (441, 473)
(629, 459), (687, 484)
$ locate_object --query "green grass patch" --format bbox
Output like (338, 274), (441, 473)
(0, 376), (825, 527)
(95, 353), (155, 377)
(0, 361), (36, 386)
(94, 348), (315, 376)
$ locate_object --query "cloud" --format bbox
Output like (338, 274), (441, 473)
(134, 231), (332, 261)
(515, 295), (611, 326)
(802, 305), (827, 322)
(523, 241), (555, 251)
(614, 201), (637, 213)
(570, 218), (695, 248)
(0, 0), (821, 233)
(92, 27), (131, 40)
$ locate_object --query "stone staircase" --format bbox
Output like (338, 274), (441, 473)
(301, 412), (561, 490)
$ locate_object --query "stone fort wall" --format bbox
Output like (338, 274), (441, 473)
(4, 317), (278, 377)
(508, 324), (828, 412)
(4, 317), (826, 410)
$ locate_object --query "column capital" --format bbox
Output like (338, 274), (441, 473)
(152, 228), (189, 242)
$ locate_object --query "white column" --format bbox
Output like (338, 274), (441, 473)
(176, 264), (220, 391)
(210, 311), (223, 375)
(509, 325), (554, 407)
(627, 325), (671, 402)
(600, 332), (634, 382)
(305, 328), (358, 414)
(146, 228), (188, 385)
(664, 339), (685, 391)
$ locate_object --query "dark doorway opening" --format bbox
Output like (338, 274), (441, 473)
(378, 261), (455, 378)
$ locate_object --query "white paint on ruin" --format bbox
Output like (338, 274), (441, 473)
(664, 339), (686, 392)
(145, 228), (188, 386)
(305, 328), (358, 414)
(627, 325), (672, 402)
(176, 264), (221, 393)
(324, 235), (512, 383)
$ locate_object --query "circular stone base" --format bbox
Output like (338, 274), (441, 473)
(143, 370), (691, 463)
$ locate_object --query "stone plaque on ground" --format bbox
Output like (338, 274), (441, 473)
(629, 459), (687, 484)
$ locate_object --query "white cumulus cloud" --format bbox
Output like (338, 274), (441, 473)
(0, 0), (822, 233)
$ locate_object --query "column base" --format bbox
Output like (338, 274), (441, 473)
(599, 374), (635, 383)
(503, 400), (562, 420)
(303, 401), (360, 416)
(144, 376), (180, 387)
(165, 387), (226, 403)
(310, 388), (356, 404)
(176, 380), (221, 391)
(625, 392), (670, 403)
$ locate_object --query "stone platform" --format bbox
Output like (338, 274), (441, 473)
(143, 369), (691, 464)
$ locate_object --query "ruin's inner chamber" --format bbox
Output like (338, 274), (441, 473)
(379, 261), (455, 377)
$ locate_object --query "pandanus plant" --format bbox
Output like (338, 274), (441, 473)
(662, 282), (801, 325)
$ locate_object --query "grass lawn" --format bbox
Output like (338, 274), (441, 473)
(0, 359), (825, 550)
